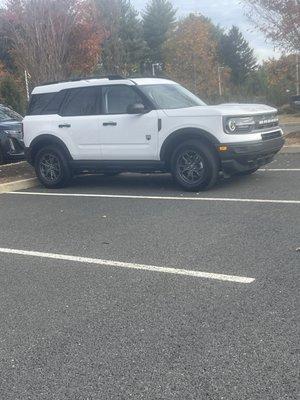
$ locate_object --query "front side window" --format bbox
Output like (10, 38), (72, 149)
(103, 85), (144, 114)
(139, 84), (206, 110)
(61, 87), (101, 116)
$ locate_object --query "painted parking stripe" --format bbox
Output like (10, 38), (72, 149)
(7, 191), (300, 205)
(0, 248), (255, 284)
(260, 168), (300, 171)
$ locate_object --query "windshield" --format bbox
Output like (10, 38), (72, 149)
(139, 84), (206, 109)
(0, 106), (22, 121)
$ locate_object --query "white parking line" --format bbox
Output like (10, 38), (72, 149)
(260, 168), (300, 171)
(7, 191), (300, 205)
(0, 247), (255, 284)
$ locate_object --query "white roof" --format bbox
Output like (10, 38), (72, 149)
(32, 77), (175, 94)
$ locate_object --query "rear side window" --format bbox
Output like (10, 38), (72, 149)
(28, 93), (56, 115)
(27, 91), (66, 115)
(60, 87), (101, 116)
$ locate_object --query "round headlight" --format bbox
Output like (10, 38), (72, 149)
(227, 118), (237, 133)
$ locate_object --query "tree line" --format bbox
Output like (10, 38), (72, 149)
(0, 0), (298, 113)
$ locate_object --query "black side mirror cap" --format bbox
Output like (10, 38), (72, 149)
(127, 103), (148, 114)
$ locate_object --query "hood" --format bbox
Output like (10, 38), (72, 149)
(163, 103), (277, 117)
(0, 120), (22, 130)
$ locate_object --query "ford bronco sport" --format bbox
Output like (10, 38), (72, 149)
(23, 76), (284, 190)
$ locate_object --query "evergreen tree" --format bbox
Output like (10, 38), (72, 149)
(96, 0), (146, 75)
(219, 26), (257, 86)
(0, 76), (24, 114)
(142, 0), (176, 64)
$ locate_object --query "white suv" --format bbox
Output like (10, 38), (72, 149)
(23, 76), (284, 191)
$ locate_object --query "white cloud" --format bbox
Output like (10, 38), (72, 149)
(132, 0), (282, 61)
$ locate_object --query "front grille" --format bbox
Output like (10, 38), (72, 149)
(254, 113), (279, 130)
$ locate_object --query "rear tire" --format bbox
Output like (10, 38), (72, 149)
(35, 145), (71, 188)
(171, 140), (219, 191)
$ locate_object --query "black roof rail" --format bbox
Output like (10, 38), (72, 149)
(40, 75), (126, 86)
(129, 75), (174, 81)
(107, 74), (125, 80)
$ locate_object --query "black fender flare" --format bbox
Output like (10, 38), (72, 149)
(28, 134), (73, 164)
(160, 128), (220, 162)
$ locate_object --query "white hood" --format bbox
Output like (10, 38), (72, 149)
(163, 103), (277, 118)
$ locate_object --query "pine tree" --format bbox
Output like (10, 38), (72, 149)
(142, 0), (176, 64)
(0, 76), (24, 114)
(219, 26), (257, 86)
(96, 0), (146, 75)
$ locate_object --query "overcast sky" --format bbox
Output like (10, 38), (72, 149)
(132, 0), (282, 62)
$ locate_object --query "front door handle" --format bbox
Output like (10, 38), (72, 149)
(103, 122), (117, 127)
(59, 124), (71, 128)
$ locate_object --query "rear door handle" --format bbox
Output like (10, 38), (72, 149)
(103, 122), (117, 126)
(59, 124), (71, 128)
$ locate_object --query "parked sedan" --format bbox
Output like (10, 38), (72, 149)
(0, 105), (24, 164)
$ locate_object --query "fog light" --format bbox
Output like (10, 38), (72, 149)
(219, 146), (228, 152)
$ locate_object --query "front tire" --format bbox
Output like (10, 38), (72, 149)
(171, 140), (219, 191)
(35, 146), (71, 188)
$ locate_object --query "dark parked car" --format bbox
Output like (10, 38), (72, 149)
(290, 95), (300, 110)
(0, 104), (24, 164)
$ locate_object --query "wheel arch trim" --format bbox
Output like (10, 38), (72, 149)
(27, 134), (73, 163)
(160, 128), (220, 161)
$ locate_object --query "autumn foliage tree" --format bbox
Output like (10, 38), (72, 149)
(245, 0), (300, 52)
(0, 0), (104, 85)
(164, 14), (222, 101)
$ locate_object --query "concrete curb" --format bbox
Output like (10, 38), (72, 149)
(0, 178), (39, 194)
(281, 146), (300, 154)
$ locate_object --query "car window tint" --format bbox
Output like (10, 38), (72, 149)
(27, 91), (65, 115)
(61, 87), (101, 116)
(104, 86), (143, 114)
(28, 93), (56, 115)
(44, 90), (66, 114)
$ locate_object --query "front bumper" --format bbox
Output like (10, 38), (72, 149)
(1, 133), (25, 161)
(218, 136), (285, 175)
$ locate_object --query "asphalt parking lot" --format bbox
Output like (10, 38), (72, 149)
(0, 153), (299, 400)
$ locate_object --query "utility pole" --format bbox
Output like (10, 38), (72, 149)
(218, 66), (224, 97)
(152, 63), (160, 77)
(296, 53), (300, 95)
(295, 0), (299, 95)
(24, 70), (30, 101)
(192, 53), (197, 93)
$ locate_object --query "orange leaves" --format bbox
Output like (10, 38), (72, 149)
(164, 15), (220, 100)
(0, 61), (8, 78)
(67, 1), (105, 75)
(244, 0), (300, 52)
(1, 0), (106, 84)
(264, 55), (296, 87)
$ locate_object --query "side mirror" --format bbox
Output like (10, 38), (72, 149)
(127, 103), (147, 114)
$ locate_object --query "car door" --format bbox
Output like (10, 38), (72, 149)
(100, 85), (159, 160)
(58, 86), (103, 160)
